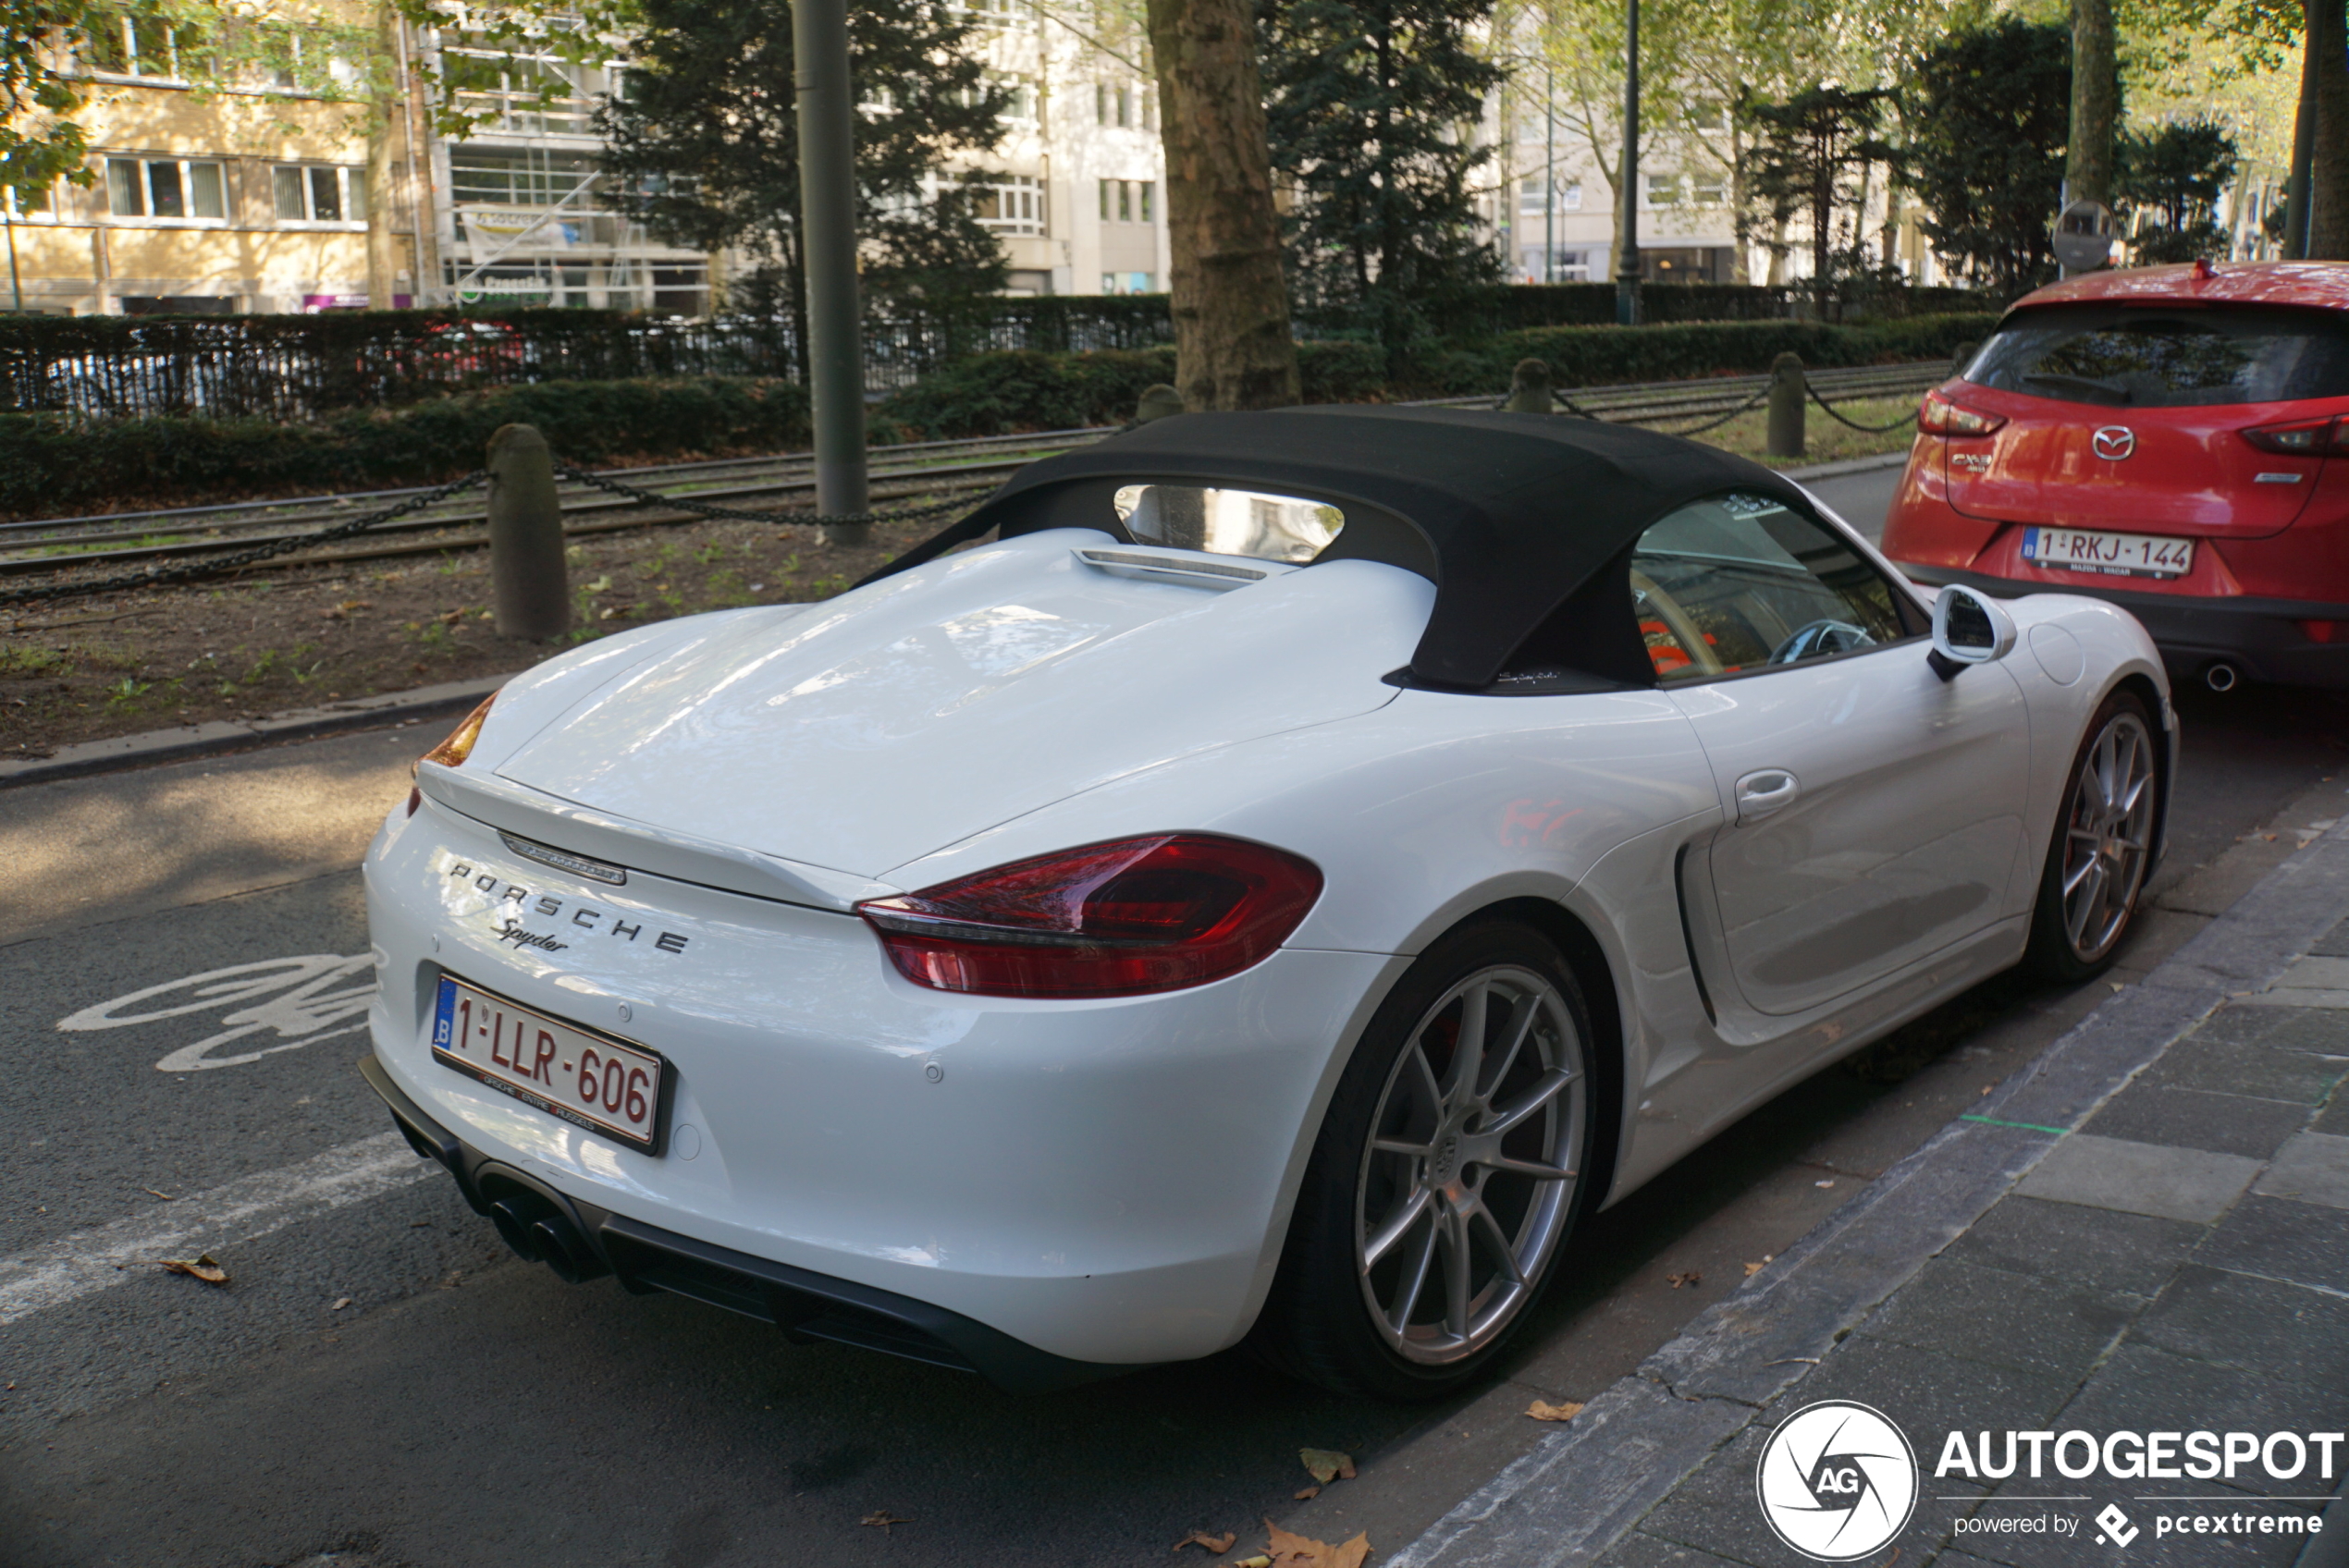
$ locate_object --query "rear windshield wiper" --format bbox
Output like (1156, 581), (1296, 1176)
(2019, 372), (2133, 406)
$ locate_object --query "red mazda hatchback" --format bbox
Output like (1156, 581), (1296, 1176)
(1881, 261), (2349, 690)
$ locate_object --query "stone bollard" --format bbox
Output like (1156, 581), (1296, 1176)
(1766, 352), (1806, 459)
(1503, 359), (1555, 414)
(486, 423), (571, 642)
(1134, 383), (1186, 424)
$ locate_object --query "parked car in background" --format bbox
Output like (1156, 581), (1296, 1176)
(1882, 261), (2349, 691)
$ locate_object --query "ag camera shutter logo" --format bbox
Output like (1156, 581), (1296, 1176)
(1756, 1401), (1920, 1561)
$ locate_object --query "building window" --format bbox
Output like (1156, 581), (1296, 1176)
(105, 157), (227, 220)
(86, 14), (206, 80)
(1519, 177), (1582, 216)
(1647, 172), (1724, 208)
(272, 164), (364, 223)
(1101, 271), (1153, 295)
(1099, 179), (1153, 225)
(973, 174), (1045, 235)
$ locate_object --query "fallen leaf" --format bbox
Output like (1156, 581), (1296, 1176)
(1667, 1270), (1702, 1289)
(1234, 1557), (1274, 1567)
(1814, 1180), (1837, 1189)
(1980, 1085), (1995, 1096)
(157, 1255), (228, 1285)
(141, 1186), (174, 1200)
(1263, 1521), (1371, 1568)
(1743, 1256), (1773, 1277)
(1294, 1486), (1321, 1501)
(409, 1219), (434, 1228)
(1525, 1399), (1584, 1422)
(585, 576), (612, 593)
(437, 608), (464, 624)
(330, 1297), (351, 1311)
(1299, 1448), (1356, 1485)
(860, 1510), (909, 1534)
(1173, 1530), (1236, 1554)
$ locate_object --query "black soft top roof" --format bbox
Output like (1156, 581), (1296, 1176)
(881, 405), (1816, 689)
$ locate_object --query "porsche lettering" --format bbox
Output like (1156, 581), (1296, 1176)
(445, 862), (688, 954)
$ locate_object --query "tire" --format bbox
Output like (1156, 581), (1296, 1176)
(1249, 920), (1598, 1401)
(2023, 689), (2159, 983)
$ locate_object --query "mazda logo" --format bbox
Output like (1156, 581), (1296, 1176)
(2093, 425), (2136, 460)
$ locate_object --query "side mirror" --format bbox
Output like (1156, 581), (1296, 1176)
(1928, 583), (2017, 680)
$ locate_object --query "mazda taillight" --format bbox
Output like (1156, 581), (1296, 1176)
(2242, 417), (2349, 456)
(856, 834), (1323, 998)
(1918, 388), (2007, 438)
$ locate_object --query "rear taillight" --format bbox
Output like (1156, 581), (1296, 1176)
(2242, 417), (2349, 456)
(1919, 388), (2008, 438)
(856, 834), (1323, 998)
(417, 692), (498, 773)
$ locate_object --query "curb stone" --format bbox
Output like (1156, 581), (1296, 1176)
(1389, 815), (2349, 1568)
(0, 673), (509, 790)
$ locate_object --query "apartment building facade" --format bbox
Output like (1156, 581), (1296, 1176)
(2, 3), (1171, 315)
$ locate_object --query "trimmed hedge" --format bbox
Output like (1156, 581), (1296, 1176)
(1, 316), (1997, 515)
(0, 376), (809, 518)
(1420, 312), (2001, 397)
(871, 341), (1389, 438)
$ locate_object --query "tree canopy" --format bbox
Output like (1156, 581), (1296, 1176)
(1900, 17), (2072, 293)
(1257, 0), (1506, 368)
(595, 0), (1009, 346)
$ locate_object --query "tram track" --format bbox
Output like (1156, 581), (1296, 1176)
(1, 361), (1943, 584)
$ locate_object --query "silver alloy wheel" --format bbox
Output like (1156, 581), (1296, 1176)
(2060, 709), (2156, 963)
(1354, 963), (1586, 1365)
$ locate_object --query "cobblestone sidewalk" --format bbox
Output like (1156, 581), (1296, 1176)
(1398, 825), (2349, 1568)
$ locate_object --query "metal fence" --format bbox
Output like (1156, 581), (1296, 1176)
(0, 284), (1997, 422)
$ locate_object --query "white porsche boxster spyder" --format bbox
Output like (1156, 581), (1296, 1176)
(361, 408), (2171, 1399)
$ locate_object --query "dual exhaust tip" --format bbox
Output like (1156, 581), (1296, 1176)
(486, 1190), (610, 1284)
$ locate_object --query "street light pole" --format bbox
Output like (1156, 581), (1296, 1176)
(1544, 66), (1556, 285)
(1615, 0), (1642, 325)
(792, 0), (869, 533)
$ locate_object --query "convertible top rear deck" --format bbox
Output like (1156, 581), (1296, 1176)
(873, 407), (1818, 689)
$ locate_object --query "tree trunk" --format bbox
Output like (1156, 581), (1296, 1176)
(2067, 0), (2118, 209)
(365, 5), (402, 309)
(2308, 0), (2349, 256)
(1147, 0), (1298, 410)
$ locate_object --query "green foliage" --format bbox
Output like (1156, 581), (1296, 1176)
(1900, 18), (2072, 294)
(1424, 313), (2003, 398)
(3, 0), (105, 201)
(1741, 86), (1897, 310)
(2119, 119), (2240, 263)
(596, 0), (1009, 352)
(0, 377), (810, 516)
(873, 342), (1390, 437)
(1257, 0), (1507, 373)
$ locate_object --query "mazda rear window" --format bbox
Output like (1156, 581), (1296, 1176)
(1964, 304), (2349, 408)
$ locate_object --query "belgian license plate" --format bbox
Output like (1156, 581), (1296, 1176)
(2022, 526), (2195, 579)
(431, 975), (669, 1154)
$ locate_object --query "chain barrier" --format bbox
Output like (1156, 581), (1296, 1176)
(553, 462), (978, 530)
(1648, 382), (1778, 436)
(1806, 384), (1924, 434)
(0, 470), (491, 611)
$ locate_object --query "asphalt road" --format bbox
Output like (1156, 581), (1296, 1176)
(4, 467), (2346, 1568)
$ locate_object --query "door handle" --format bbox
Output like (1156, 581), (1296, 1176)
(1734, 768), (1801, 823)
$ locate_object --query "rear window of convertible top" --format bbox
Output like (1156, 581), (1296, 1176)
(1965, 303), (2349, 408)
(1112, 484), (1345, 564)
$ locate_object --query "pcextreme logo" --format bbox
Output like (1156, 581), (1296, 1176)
(1755, 1401), (1921, 1562)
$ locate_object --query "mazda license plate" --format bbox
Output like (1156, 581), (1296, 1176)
(2021, 526), (2195, 579)
(431, 975), (669, 1154)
